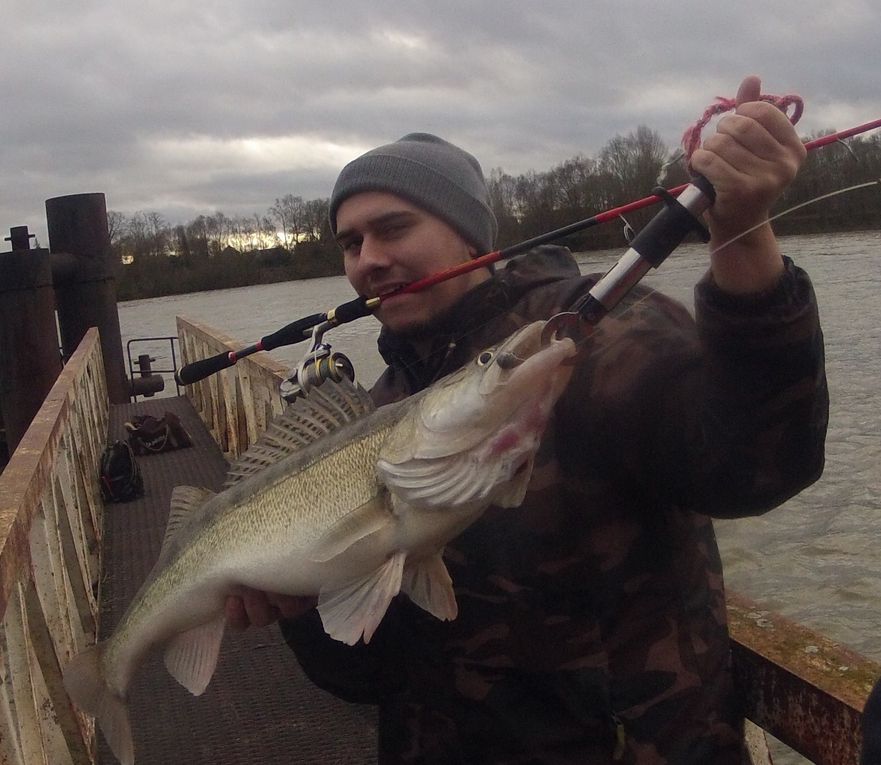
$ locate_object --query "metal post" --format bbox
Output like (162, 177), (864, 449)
(0, 227), (63, 454)
(46, 193), (128, 404)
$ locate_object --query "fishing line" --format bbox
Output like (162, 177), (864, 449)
(708, 179), (881, 257)
(552, 177), (881, 359)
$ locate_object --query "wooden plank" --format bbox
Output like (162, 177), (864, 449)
(0, 329), (105, 625)
(0, 621), (25, 765)
(21, 580), (88, 764)
(729, 592), (879, 764)
(4, 583), (48, 765)
(0, 328), (107, 765)
(219, 365), (239, 457)
(177, 315), (289, 459)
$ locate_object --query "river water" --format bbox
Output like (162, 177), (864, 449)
(119, 231), (881, 757)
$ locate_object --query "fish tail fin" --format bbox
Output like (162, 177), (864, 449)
(63, 644), (134, 765)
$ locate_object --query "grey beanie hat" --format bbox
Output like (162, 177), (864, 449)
(329, 133), (498, 253)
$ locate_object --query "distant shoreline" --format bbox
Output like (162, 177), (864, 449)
(117, 225), (881, 304)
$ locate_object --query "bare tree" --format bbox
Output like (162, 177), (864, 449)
(269, 194), (306, 246)
(301, 198), (330, 243)
(598, 125), (668, 204)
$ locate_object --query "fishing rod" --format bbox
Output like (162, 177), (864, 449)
(174, 115), (881, 392)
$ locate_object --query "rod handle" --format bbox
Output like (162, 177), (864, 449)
(175, 350), (236, 385)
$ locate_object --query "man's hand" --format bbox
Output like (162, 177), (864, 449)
(690, 75), (807, 294)
(225, 586), (317, 630)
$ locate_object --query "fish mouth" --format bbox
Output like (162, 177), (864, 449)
(479, 319), (576, 396)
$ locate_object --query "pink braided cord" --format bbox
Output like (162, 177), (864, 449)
(681, 94), (804, 163)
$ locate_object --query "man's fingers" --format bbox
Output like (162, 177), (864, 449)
(225, 596), (250, 630)
(225, 589), (317, 630)
(736, 75), (761, 107)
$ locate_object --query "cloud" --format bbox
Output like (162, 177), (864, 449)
(3, 0), (879, 245)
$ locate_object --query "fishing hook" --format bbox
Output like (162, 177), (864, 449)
(620, 215), (636, 245)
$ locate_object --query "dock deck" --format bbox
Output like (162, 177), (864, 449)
(100, 395), (377, 765)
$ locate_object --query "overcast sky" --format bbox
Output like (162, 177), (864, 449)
(3, 0), (879, 246)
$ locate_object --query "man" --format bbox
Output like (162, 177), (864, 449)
(227, 75), (828, 763)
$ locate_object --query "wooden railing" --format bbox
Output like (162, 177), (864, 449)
(177, 314), (881, 764)
(177, 316), (289, 460)
(0, 328), (108, 765)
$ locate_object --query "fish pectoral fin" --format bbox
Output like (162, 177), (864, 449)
(310, 499), (391, 563)
(163, 614), (226, 696)
(402, 553), (458, 622)
(317, 552), (405, 645)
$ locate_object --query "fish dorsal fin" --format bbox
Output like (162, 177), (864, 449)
(156, 486), (217, 569)
(222, 378), (375, 489)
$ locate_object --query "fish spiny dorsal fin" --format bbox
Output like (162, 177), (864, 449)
(222, 378), (375, 489)
(157, 486), (217, 568)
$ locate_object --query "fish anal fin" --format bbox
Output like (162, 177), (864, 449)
(310, 499), (391, 564)
(63, 644), (134, 765)
(402, 553), (458, 622)
(163, 614), (226, 695)
(317, 552), (405, 645)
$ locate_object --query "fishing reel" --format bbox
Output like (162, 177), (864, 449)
(279, 320), (356, 402)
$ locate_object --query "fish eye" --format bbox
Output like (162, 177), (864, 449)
(476, 351), (494, 366)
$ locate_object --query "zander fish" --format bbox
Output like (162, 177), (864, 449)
(63, 319), (577, 764)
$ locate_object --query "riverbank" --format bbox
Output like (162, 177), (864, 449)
(116, 225), (881, 303)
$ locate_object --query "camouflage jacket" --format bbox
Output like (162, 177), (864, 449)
(283, 246), (828, 764)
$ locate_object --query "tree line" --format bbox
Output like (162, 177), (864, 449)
(113, 127), (881, 301)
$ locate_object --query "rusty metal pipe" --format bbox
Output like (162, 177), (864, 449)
(46, 193), (129, 404)
(0, 242), (63, 453)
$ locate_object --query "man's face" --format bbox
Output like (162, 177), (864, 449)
(336, 192), (490, 336)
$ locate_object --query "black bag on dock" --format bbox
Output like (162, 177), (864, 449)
(125, 411), (193, 455)
(99, 440), (144, 503)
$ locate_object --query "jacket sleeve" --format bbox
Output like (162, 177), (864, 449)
(682, 256), (829, 515)
(557, 256), (828, 518)
(279, 598), (407, 705)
